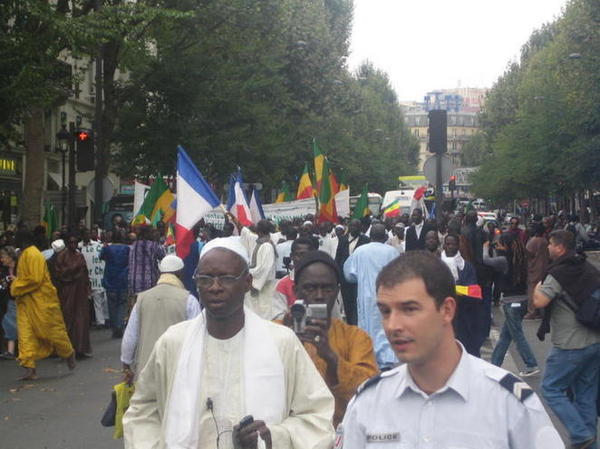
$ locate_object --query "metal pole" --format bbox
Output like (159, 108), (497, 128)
(61, 149), (66, 225)
(68, 122), (76, 229)
(94, 38), (104, 226)
(435, 152), (443, 225)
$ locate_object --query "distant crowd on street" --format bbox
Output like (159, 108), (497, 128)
(0, 205), (599, 449)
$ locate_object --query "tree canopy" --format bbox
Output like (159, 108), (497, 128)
(471, 0), (599, 204)
(113, 0), (418, 195)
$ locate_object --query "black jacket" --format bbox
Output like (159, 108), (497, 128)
(405, 223), (435, 251)
(335, 233), (370, 268)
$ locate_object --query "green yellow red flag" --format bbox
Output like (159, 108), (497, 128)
(455, 284), (483, 299)
(329, 165), (340, 196)
(296, 164), (314, 199)
(383, 200), (402, 218)
(317, 158), (337, 223)
(313, 139), (325, 194)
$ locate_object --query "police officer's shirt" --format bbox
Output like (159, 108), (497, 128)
(337, 343), (563, 449)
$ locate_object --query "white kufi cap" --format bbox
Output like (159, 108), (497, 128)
(51, 239), (65, 253)
(200, 237), (249, 264)
(159, 255), (185, 273)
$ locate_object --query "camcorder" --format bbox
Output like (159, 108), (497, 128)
(290, 300), (328, 335)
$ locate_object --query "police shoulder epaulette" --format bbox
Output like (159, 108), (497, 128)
(497, 372), (534, 403)
(356, 374), (382, 396)
(355, 368), (397, 397)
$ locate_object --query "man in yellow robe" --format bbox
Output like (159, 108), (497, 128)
(289, 250), (379, 426)
(11, 229), (75, 380)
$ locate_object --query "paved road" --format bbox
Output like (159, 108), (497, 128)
(1, 308), (597, 448)
(0, 328), (123, 449)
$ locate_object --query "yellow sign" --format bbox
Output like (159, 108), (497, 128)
(0, 158), (17, 176)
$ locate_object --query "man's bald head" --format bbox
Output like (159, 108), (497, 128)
(370, 223), (388, 243)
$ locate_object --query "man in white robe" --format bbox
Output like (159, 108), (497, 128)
(234, 216), (280, 319)
(123, 238), (334, 449)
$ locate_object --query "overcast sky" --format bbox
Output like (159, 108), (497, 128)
(348, 0), (568, 102)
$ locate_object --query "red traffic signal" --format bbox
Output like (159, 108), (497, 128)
(449, 175), (456, 191)
(77, 131), (90, 141)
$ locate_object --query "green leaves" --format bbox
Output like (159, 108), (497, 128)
(472, 0), (600, 202)
(112, 0), (418, 195)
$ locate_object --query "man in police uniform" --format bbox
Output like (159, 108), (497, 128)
(337, 251), (564, 449)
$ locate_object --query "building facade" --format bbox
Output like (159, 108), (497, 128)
(401, 87), (487, 173)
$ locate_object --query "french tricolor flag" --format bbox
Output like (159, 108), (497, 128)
(227, 172), (253, 227)
(175, 146), (220, 259)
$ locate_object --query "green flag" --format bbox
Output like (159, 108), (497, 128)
(133, 176), (169, 223)
(351, 185), (370, 219)
(41, 203), (58, 239)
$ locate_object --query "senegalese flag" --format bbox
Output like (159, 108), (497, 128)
(317, 158), (337, 223)
(329, 165), (340, 196)
(276, 181), (293, 203)
(133, 176), (169, 224)
(165, 222), (176, 245)
(383, 200), (401, 218)
(151, 185), (176, 223)
(41, 203), (58, 239)
(313, 139), (325, 194)
(455, 284), (483, 299)
(296, 163), (314, 199)
(351, 185), (370, 219)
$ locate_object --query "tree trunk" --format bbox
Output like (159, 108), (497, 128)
(21, 108), (45, 227)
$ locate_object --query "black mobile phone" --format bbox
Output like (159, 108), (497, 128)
(239, 415), (254, 429)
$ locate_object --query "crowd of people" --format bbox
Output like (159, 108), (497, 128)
(0, 206), (598, 448)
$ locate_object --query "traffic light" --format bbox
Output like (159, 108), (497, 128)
(75, 129), (95, 171)
(449, 175), (456, 191)
(428, 109), (447, 153)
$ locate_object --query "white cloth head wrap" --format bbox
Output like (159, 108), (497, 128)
(200, 237), (249, 264)
(51, 239), (65, 253)
(159, 254), (185, 273)
(441, 250), (465, 281)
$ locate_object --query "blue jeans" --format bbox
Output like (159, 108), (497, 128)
(491, 302), (538, 369)
(106, 290), (127, 333)
(542, 343), (600, 446)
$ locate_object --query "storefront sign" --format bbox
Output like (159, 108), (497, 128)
(0, 158), (17, 177)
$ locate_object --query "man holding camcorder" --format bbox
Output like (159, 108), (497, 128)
(284, 251), (378, 427)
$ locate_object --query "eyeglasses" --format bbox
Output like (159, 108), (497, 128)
(194, 269), (248, 288)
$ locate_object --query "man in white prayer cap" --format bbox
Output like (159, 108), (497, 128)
(120, 254), (201, 382)
(124, 238), (335, 449)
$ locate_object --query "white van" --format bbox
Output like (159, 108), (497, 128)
(381, 190), (414, 216)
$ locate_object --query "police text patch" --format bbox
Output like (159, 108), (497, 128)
(366, 433), (400, 443)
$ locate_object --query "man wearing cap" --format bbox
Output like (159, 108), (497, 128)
(288, 251), (378, 427)
(120, 254), (201, 382)
(124, 238), (335, 449)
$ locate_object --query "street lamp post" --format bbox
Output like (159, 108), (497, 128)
(55, 122), (76, 229)
(55, 124), (71, 226)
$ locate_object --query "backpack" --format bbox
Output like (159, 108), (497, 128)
(561, 287), (600, 330)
